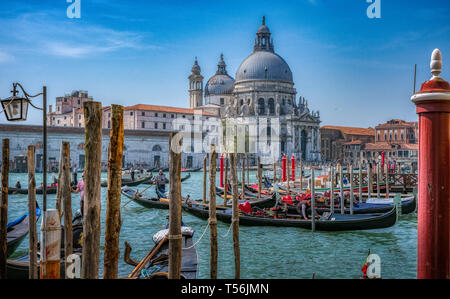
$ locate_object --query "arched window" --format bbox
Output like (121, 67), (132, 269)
(268, 98), (275, 114)
(240, 99), (244, 106)
(258, 98), (265, 115)
(152, 144), (162, 152)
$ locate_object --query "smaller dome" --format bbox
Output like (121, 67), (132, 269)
(191, 57), (201, 74)
(257, 25), (270, 34)
(205, 74), (235, 96)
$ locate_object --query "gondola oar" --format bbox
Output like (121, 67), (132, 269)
(129, 235), (167, 278)
(121, 184), (154, 209)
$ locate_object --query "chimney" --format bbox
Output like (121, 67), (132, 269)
(49, 105), (52, 113)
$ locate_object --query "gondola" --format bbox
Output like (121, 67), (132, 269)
(101, 174), (153, 187)
(181, 167), (202, 172)
(8, 186), (58, 195)
(6, 210), (83, 279)
(215, 186), (275, 208)
(7, 203), (41, 257)
(125, 224), (198, 279)
(180, 173), (191, 182)
(121, 186), (197, 210)
(182, 203), (398, 231)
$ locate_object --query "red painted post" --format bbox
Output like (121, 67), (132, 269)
(412, 49), (450, 279)
(219, 154), (224, 188)
(381, 151), (385, 169)
(291, 156), (295, 181)
(282, 155), (287, 182)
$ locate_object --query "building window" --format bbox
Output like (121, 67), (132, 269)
(154, 123), (158, 129)
(220, 98), (224, 105)
(130, 112), (134, 116)
(155, 113), (158, 117)
(182, 115), (186, 118)
(163, 114), (166, 118)
(171, 114), (174, 118)
(141, 121), (145, 129)
(78, 100), (80, 105)
(142, 111), (145, 116)
(163, 123), (166, 129)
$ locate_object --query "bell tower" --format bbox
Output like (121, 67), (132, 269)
(189, 57), (204, 108)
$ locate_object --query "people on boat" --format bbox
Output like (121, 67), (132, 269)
(15, 180), (21, 189)
(153, 169), (169, 193)
(72, 164), (78, 187)
(131, 168), (135, 181)
(72, 172), (85, 216)
(52, 172), (58, 185)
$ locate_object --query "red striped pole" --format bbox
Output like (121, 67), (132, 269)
(412, 49), (450, 279)
(291, 156), (295, 181)
(282, 155), (287, 182)
(219, 154), (224, 188)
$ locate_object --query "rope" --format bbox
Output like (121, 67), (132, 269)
(182, 222), (209, 250)
(221, 222), (233, 238)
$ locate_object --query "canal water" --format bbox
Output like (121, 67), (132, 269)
(6, 170), (417, 279)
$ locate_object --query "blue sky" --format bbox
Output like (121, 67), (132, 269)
(0, 0), (449, 127)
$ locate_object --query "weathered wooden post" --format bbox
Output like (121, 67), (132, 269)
(246, 154), (250, 185)
(339, 164), (344, 214)
(27, 145), (38, 279)
(81, 101), (102, 279)
(300, 158), (303, 190)
(311, 168), (316, 232)
(257, 156), (262, 199)
(60, 142), (73, 278)
(330, 165), (334, 214)
(412, 49), (450, 279)
(203, 155), (207, 203)
(209, 144), (218, 279)
(40, 209), (61, 279)
(359, 162), (363, 203)
(241, 156), (245, 198)
(349, 164), (354, 215)
(168, 132), (182, 279)
(368, 163), (373, 199)
(376, 161), (381, 198)
(103, 105), (124, 279)
(56, 145), (64, 217)
(385, 159), (390, 198)
(0, 139), (9, 279)
(230, 153), (240, 278)
(223, 154), (228, 207)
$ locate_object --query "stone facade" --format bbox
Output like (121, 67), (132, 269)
(0, 124), (206, 172)
(190, 17), (322, 163)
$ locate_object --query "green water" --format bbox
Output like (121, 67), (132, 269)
(5, 170), (417, 279)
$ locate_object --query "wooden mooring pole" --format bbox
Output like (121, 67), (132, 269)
(0, 139), (9, 279)
(359, 162), (363, 203)
(223, 154), (228, 207)
(241, 156), (245, 199)
(27, 145), (38, 279)
(368, 163), (373, 199)
(103, 105), (124, 279)
(349, 164), (354, 215)
(60, 142), (73, 279)
(209, 144), (218, 279)
(376, 161), (381, 198)
(339, 164), (344, 214)
(330, 165), (334, 214)
(257, 156), (262, 199)
(311, 168), (316, 232)
(203, 155), (207, 203)
(81, 101), (103, 279)
(230, 153), (240, 278)
(168, 132), (182, 279)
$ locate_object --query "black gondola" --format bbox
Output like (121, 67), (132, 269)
(7, 203), (41, 257)
(8, 187), (57, 195)
(126, 225), (198, 279)
(182, 203), (398, 231)
(6, 210), (83, 279)
(215, 186), (275, 208)
(121, 186), (197, 210)
(100, 174), (153, 187)
(181, 167), (202, 172)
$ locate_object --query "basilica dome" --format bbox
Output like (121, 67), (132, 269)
(205, 74), (235, 96)
(205, 54), (235, 96)
(235, 51), (293, 83)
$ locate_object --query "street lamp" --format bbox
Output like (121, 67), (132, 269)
(1, 83), (48, 210)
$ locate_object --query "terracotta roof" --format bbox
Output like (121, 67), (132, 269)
(124, 104), (217, 116)
(364, 142), (418, 151)
(344, 139), (364, 145)
(376, 119), (417, 128)
(320, 126), (375, 136)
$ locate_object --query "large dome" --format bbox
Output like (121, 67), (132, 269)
(205, 73), (235, 96)
(235, 51), (293, 83)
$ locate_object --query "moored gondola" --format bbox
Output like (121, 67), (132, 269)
(126, 224), (198, 279)
(8, 186), (58, 195)
(7, 202), (41, 257)
(182, 202), (398, 231)
(101, 174), (153, 187)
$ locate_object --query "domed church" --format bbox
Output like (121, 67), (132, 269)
(188, 17), (321, 162)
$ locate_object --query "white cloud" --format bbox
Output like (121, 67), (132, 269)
(0, 50), (14, 63)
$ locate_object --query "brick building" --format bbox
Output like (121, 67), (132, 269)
(320, 126), (375, 163)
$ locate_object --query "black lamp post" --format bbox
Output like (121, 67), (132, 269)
(1, 83), (47, 211)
